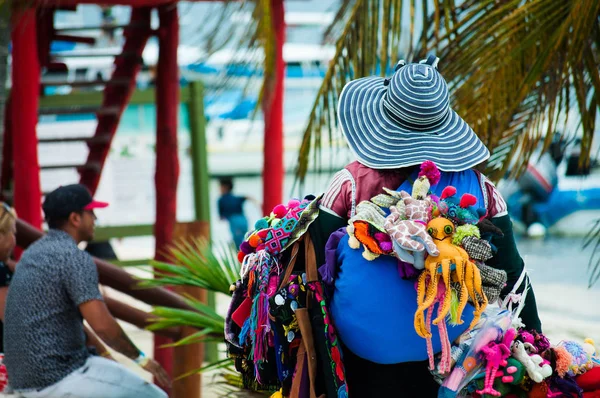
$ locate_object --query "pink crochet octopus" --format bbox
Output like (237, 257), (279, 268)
(476, 328), (517, 397)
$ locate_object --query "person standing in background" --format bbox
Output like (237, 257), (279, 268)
(218, 177), (254, 247)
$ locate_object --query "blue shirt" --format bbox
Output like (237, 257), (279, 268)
(218, 193), (246, 220)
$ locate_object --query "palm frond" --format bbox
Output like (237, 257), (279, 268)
(148, 303), (224, 333)
(138, 238), (240, 295)
(298, 0), (600, 184)
(583, 218), (600, 288)
(296, 0), (443, 182)
(182, 0), (276, 120)
(424, 0), (600, 181)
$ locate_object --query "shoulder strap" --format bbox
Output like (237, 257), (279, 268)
(304, 231), (318, 283)
(278, 241), (301, 291)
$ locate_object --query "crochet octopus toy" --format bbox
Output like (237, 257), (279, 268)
(414, 216), (488, 339)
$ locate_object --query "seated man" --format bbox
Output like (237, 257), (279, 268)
(4, 184), (170, 398)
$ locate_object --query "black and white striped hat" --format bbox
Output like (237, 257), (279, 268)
(338, 54), (490, 171)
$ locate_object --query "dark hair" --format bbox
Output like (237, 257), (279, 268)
(219, 177), (234, 192)
(46, 211), (81, 230)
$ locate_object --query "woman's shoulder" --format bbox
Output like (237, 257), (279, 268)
(471, 169), (508, 218)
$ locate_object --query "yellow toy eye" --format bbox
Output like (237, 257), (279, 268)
(427, 227), (434, 236)
(444, 225), (454, 235)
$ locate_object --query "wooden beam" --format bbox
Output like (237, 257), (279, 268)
(153, 3), (180, 381)
(15, 218), (195, 313)
(38, 86), (190, 108)
(37, 0), (201, 6)
(104, 295), (182, 340)
(172, 221), (208, 398)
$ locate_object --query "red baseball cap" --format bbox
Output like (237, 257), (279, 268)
(84, 200), (109, 211)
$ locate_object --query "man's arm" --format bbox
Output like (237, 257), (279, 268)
(80, 300), (141, 359)
(84, 325), (113, 360)
(80, 299), (171, 389)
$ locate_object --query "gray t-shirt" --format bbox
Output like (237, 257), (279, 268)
(4, 229), (103, 391)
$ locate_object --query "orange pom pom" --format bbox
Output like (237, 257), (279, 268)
(248, 234), (262, 248)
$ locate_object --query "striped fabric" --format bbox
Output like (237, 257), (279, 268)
(338, 55), (490, 171)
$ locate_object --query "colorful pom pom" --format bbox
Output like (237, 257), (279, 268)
(554, 346), (573, 378)
(441, 186), (457, 199)
(459, 194), (477, 208)
(255, 218), (269, 231)
(374, 232), (391, 242)
(273, 204), (287, 218)
(257, 229), (269, 239)
(380, 241), (393, 252)
(452, 224), (481, 246)
(418, 160), (441, 186)
(237, 251), (246, 263)
(240, 241), (254, 254)
(287, 199), (300, 209)
(248, 234), (262, 248)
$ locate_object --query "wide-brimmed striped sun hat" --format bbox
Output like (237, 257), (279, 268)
(338, 54), (490, 171)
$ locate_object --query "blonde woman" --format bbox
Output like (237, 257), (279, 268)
(0, 203), (16, 320)
(0, 202), (16, 359)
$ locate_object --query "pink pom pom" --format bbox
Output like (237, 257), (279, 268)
(459, 194), (477, 208)
(441, 186), (456, 199)
(380, 241), (393, 252)
(374, 232), (391, 242)
(287, 199), (300, 209)
(418, 161), (441, 185)
(257, 229), (269, 239)
(520, 331), (534, 344)
(502, 376), (514, 383)
(273, 204), (287, 218)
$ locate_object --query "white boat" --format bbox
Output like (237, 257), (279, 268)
(499, 153), (600, 237)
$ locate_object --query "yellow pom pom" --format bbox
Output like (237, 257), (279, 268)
(584, 338), (595, 346)
(362, 249), (379, 261)
(348, 234), (360, 249)
(270, 389), (284, 398)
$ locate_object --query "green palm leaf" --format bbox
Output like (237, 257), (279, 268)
(296, 0), (439, 181)
(583, 219), (600, 288)
(138, 238), (240, 295)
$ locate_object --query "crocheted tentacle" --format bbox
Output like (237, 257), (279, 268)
(426, 306), (435, 370)
(438, 313), (452, 374)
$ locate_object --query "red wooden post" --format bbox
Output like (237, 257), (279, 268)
(262, 0), (286, 214)
(11, 8), (42, 231)
(154, 3), (180, 381)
